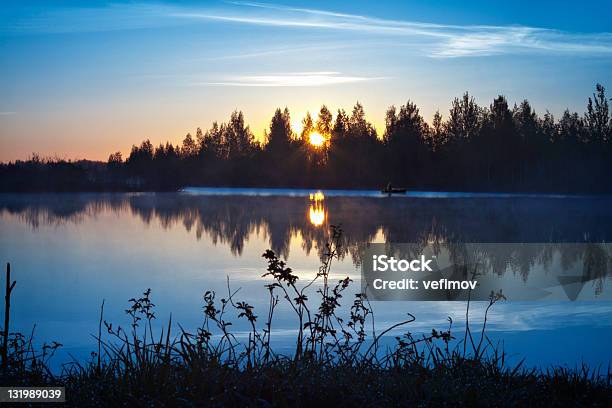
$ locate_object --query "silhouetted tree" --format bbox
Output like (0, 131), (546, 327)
(300, 112), (314, 141)
(202, 122), (225, 159)
(383, 101), (428, 186)
(513, 100), (542, 185)
(181, 133), (198, 159)
(262, 108), (297, 185)
(107, 152), (123, 167)
(429, 110), (445, 150)
(586, 84), (610, 143)
(443, 93), (483, 187)
(446, 93), (482, 144)
(316, 105), (333, 136)
(266, 108), (293, 155)
(488, 95), (517, 184)
(225, 111), (254, 159)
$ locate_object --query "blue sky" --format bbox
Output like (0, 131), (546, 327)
(1, 0), (611, 161)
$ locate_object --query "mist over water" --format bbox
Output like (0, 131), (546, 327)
(0, 190), (611, 368)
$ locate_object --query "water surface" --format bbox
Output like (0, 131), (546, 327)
(1, 190), (611, 368)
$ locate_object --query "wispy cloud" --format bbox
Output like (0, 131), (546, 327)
(179, 2), (612, 58)
(199, 72), (384, 87)
(201, 41), (364, 61)
(0, 112), (17, 116)
(4, 2), (612, 58)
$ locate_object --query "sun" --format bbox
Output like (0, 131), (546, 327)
(308, 131), (325, 147)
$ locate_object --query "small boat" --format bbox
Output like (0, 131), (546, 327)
(381, 183), (407, 195)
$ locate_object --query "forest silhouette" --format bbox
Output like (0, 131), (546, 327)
(1, 84), (611, 192)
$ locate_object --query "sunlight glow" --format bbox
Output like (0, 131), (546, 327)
(308, 131), (325, 147)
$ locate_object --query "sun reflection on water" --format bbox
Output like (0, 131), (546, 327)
(308, 191), (326, 227)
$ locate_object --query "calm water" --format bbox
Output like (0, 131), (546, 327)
(1, 190), (611, 368)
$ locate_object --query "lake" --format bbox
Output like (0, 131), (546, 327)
(1, 189), (611, 369)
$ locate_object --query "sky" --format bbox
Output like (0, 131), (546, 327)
(1, 0), (611, 162)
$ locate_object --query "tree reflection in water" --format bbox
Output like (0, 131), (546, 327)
(1, 192), (611, 292)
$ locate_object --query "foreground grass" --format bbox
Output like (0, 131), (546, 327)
(4, 333), (611, 407)
(2, 357), (594, 406)
(1, 227), (611, 406)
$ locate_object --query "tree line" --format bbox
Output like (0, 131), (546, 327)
(2, 84), (611, 192)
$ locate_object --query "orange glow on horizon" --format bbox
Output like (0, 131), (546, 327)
(0, 106), (386, 163)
